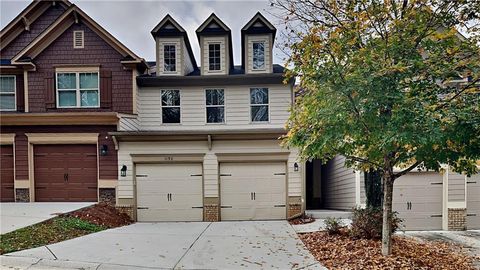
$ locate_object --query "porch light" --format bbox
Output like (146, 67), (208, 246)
(294, 162), (299, 172)
(121, 165), (127, 177)
(100, 144), (108, 156)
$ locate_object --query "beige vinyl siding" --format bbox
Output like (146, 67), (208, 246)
(156, 37), (182, 76)
(137, 84), (291, 130)
(201, 36), (228, 75)
(359, 171), (366, 205)
(116, 139), (301, 199)
(246, 34), (272, 74)
(182, 41), (194, 75)
(448, 172), (466, 202)
(322, 155), (356, 210)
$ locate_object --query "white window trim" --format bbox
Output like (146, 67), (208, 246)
(207, 42), (222, 72)
(160, 89), (182, 125)
(204, 88), (226, 124)
(73, 30), (84, 49)
(163, 43), (177, 73)
(0, 75), (16, 111)
(249, 87), (270, 123)
(56, 72), (100, 108)
(252, 41), (266, 71)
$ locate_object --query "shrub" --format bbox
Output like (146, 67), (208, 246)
(349, 207), (402, 239)
(324, 217), (344, 235)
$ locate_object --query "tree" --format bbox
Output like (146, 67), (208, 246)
(272, 0), (480, 255)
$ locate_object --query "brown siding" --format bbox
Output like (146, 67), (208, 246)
(1, 5), (66, 59)
(28, 23), (133, 113)
(16, 73), (25, 112)
(1, 125), (118, 182)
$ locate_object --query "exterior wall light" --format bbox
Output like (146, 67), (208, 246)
(100, 144), (108, 156)
(120, 165), (127, 177)
(294, 162), (299, 172)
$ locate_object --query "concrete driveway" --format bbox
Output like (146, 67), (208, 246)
(0, 202), (94, 234)
(1, 221), (325, 270)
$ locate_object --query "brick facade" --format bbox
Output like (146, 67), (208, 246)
(448, 208), (467, 231)
(99, 188), (116, 205)
(204, 204), (220, 222)
(287, 196), (303, 219)
(15, 188), (30, 202)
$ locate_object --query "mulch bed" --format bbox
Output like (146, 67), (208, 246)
(62, 202), (132, 228)
(299, 230), (478, 270)
(289, 214), (315, 225)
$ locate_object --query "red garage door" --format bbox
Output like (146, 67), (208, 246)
(0, 145), (15, 202)
(34, 144), (97, 202)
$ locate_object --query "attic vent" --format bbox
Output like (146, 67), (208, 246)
(73, 31), (84, 48)
(208, 23), (219, 29)
(253, 22), (264, 27)
(163, 23), (175, 29)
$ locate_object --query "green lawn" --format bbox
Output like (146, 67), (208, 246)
(0, 217), (106, 254)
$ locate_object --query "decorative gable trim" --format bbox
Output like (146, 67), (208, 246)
(241, 12), (276, 33)
(11, 5), (147, 71)
(0, 0), (72, 51)
(196, 13), (230, 33)
(151, 14), (186, 35)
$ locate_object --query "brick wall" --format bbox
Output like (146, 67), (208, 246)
(28, 22), (133, 113)
(448, 208), (466, 231)
(204, 204), (219, 222)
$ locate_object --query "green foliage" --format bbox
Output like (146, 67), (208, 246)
(324, 217), (344, 235)
(350, 207), (402, 240)
(274, 0), (480, 177)
(0, 217), (106, 254)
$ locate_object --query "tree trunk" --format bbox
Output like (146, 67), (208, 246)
(381, 170), (394, 255)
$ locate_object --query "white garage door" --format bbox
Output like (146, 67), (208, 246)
(136, 163), (203, 222)
(467, 174), (480, 229)
(393, 172), (443, 230)
(220, 162), (286, 220)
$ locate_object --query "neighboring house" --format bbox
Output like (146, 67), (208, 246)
(305, 156), (480, 231)
(0, 1), (147, 203)
(110, 13), (300, 222)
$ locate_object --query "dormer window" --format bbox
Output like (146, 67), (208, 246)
(208, 43), (221, 71)
(163, 44), (176, 72)
(252, 42), (265, 70)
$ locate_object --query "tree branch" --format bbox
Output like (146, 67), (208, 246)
(393, 161), (422, 179)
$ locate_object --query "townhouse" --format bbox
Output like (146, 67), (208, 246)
(0, 0), (147, 203)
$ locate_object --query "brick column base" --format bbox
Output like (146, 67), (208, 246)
(15, 188), (30, 202)
(99, 188), (116, 205)
(287, 196), (303, 219)
(116, 205), (134, 220)
(448, 208), (466, 231)
(204, 204), (219, 221)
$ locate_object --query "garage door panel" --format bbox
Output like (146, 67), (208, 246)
(220, 162), (286, 221)
(393, 173), (443, 230)
(467, 174), (479, 229)
(136, 163), (203, 222)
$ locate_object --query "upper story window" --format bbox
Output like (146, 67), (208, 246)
(73, 31), (84, 49)
(163, 44), (176, 72)
(206, 89), (225, 123)
(252, 42), (265, 70)
(250, 88), (269, 122)
(208, 43), (221, 71)
(57, 72), (99, 108)
(161, 90), (181, 123)
(0, 75), (16, 111)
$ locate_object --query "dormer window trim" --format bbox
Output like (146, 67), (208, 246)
(208, 43), (221, 71)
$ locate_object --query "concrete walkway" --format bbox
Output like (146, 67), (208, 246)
(0, 202), (94, 234)
(1, 221), (325, 270)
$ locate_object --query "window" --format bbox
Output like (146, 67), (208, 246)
(252, 42), (265, 70)
(163, 44), (176, 72)
(57, 72), (99, 108)
(161, 90), (180, 123)
(250, 88), (269, 122)
(208, 43), (221, 71)
(206, 89), (225, 123)
(0, 75), (16, 111)
(73, 31), (84, 48)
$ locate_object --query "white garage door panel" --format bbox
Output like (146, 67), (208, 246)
(136, 163), (203, 222)
(220, 162), (286, 221)
(393, 173), (443, 230)
(467, 174), (480, 229)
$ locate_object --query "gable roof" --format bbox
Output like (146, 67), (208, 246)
(151, 15), (198, 70)
(0, 0), (72, 52)
(241, 12), (276, 69)
(10, 4), (146, 70)
(196, 13), (234, 72)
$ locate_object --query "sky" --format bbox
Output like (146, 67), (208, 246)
(0, 0), (287, 65)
